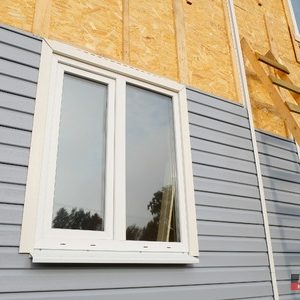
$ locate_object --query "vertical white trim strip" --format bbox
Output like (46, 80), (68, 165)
(226, 1), (280, 299)
(19, 40), (54, 253)
(296, 142), (300, 163)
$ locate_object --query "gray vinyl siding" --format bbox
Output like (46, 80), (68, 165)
(0, 24), (274, 299)
(257, 131), (300, 299)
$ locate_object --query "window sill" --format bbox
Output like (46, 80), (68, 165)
(31, 249), (199, 264)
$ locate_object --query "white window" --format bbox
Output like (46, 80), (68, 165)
(20, 40), (198, 263)
(288, 0), (300, 41)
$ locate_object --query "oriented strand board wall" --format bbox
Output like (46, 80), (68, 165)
(234, 0), (300, 137)
(129, 0), (178, 81)
(49, 0), (123, 61)
(3, 0), (300, 138)
(0, 0), (35, 32)
(184, 0), (238, 101)
(0, 0), (237, 102)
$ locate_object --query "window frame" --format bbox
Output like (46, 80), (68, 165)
(20, 40), (198, 264)
(287, 0), (300, 42)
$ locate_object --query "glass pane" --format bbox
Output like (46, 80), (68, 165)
(126, 85), (180, 242)
(291, 0), (300, 30)
(52, 74), (107, 231)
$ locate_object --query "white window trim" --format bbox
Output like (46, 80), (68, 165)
(20, 39), (199, 264)
(287, 0), (300, 42)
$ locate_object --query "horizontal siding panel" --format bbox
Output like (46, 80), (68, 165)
(0, 126), (31, 147)
(269, 213), (300, 228)
(272, 239), (300, 252)
(265, 188), (300, 205)
(256, 131), (296, 152)
(0, 267), (271, 293)
(274, 253), (300, 266)
(0, 224), (20, 246)
(0, 27), (41, 52)
(190, 125), (253, 150)
(194, 177), (260, 198)
(0, 91), (35, 114)
(0, 183), (25, 204)
(259, 153), (300, 173)
(281, 295), (300, 300)
(0, 43), (40, 68)
(199, 236), (267, 252)
(0, 107), (33, 131)
(0, 144), (30, 166)
(187, 89), (247, 117)
(261, 166), (300, 184)
(267, 201), (300, 217)
(0, 164), (27, 184)
(189, 112), (251, 138)
(258, 142), (298, 162)
(193, 164), (258, 186)
(270, 225), (300, 240)
(279, 283), (298, 298)
(263, 178), (300, 194)
(188, 101), (249, 128)
(0, 247), (32, 269)
(195, 191), (261, 211)
(197, 252), (269, 267)
(196, 206), (263, 224)
(197, 221), (265, 237)
(0, 59), (39, 82)
(0, 282), (274, 300)
(191, 137), (254, 161)
(0, 203), (23, 225)
(276, 266), (300, 280)
(192, 151), (256, 173)
(277, 280), (295, 296)
(0, 74), (37, 99)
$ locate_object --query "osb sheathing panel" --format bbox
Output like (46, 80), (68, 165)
(49, 0), (123, 60)
(0, 0), (35, 32)
(235, 0), (300, 138)
(129, 0), (178, 81)
(184, 0), (238, 102)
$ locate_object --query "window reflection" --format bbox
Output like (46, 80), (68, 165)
(52, 74), (107, 231)
(126, 85), (180, 242)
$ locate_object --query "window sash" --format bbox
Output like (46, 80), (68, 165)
(35, 62), (116, 248)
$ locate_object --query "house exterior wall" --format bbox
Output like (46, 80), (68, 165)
(257, 131), (300, 299)
(1, 0), (300, 140)
(0, 24), (286, 299)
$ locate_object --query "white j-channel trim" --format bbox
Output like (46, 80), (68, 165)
(296, 142), (300, 163)
(46, 39), (183, 92)
(226, 1), (279, 300)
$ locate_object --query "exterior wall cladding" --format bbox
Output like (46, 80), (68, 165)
(0, 24), (300, 300)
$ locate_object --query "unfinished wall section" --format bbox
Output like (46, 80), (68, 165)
(184, 0), (238, 102)
(0, 0), (238, 103)
(234, 0), (300, 138)
(49, 0), (123, 61)
(0, 0), (35, 32)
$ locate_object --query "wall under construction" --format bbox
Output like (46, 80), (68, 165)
(1, 0), (300, 138)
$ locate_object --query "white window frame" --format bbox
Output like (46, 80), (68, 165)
(20, 39), (199, 264)
(288, 0), (300, 42)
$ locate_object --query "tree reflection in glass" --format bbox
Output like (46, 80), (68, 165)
(126, 85), (180, 242)
(52, 74), (107, 231)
